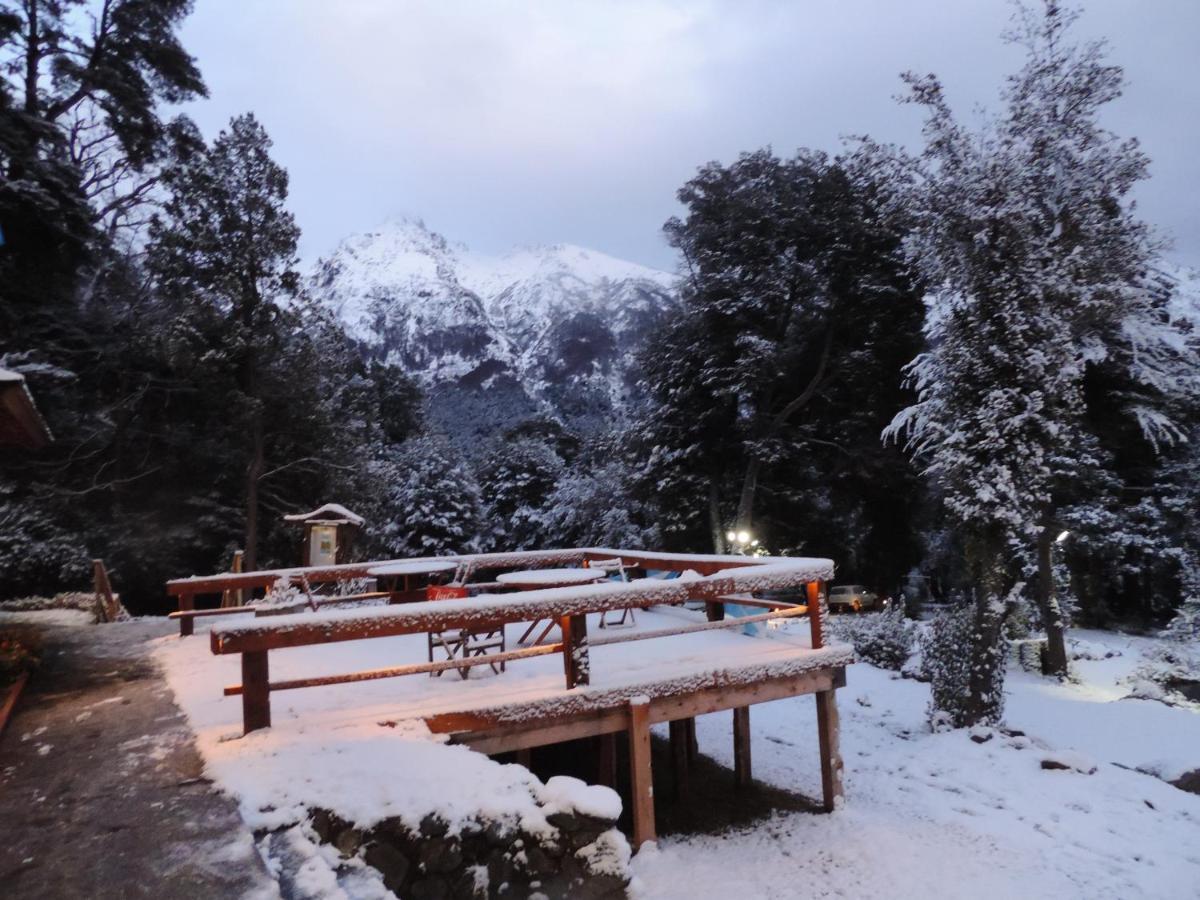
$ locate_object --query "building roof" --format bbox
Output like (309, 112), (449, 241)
(282, 503), (365, 526)
(0, 369), (53, 450)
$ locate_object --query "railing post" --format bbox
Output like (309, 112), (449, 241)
(242, 650), (271, 734)
(807, 580), (825, 650)
(732, 706), (752, 788)
(628, 698), (656, 849)
(815, 688), (843, 812)
(560, 613), (590, 688)
(178, 591), (195, 637)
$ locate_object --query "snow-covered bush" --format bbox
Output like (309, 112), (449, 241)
(1012, 638), (1047, 673)
(252, 579), (305, 610)
(830, 603), (916, 671)
(0, 483), (90, 600)
(1128, 597), (1200, 709)
(921, 602), (1009, 729)
(0, 592), (104, 623)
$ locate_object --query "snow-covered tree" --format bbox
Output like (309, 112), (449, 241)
(543, 458), (659, 550)
(374, 436), (482, 557)
(635, 147), (924, 583)
(478, 437), (564, 550)
(149, 113), (302, 570)
(885, 1), (1197, 713)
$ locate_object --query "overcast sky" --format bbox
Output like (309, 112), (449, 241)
(178, 0), (1200, 272)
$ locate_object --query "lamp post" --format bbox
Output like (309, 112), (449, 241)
(725, 530), (760, 555)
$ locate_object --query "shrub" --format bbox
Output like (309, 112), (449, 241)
(1127, 597), (1200, 709)
(830, 603), (916, 671)
(921, 602), (1008, 729)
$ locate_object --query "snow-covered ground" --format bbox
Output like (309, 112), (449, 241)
(0, 607), (94, 626)
(157, 613), (1200, 899)
(632, 627), (1200, 900)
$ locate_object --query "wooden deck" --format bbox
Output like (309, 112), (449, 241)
(168, 547), (850, 848)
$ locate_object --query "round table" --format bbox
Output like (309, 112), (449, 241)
(497, 568), (607, 645)
(495, 568), (607, 590)
(367, 561), (459, 602)
(367, 561), (459, 579)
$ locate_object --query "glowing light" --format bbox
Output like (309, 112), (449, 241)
(1055, 530), (1070, 544)
(726, 530), (737, 542)
(736, 530), (750, 544)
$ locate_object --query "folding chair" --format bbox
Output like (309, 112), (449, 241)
(426, 581), (506, 678)
(592, 558), (636, 629)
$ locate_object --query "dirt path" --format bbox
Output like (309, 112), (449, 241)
(0, 619), (277, 899)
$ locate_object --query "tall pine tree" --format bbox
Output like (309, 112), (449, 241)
(149, 113), (303, 571)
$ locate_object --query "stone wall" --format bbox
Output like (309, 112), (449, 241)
(308, 781), (630, 899)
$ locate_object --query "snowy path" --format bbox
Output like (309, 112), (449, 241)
(632, 630), (1200, 899)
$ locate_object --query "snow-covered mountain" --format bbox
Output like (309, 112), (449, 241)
(310, 219), (678, 442)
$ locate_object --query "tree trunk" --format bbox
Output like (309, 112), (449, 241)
(734, 455), (760, 538)
(962, 530), (1017, 726)
(1036, 522), (1069, 677)
(244, 404), (264, 572)
(708, 478), (725, 554)
(24, 1), (39, 115)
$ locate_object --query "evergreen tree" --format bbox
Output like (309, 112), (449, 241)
(543, 457), (659, 550)
(0, 0), (206, 603)
(885, 1), (1196, 715)
(148, 113), (301, 570)
(478, 436), (564, 550)
(634, 147), (924, 587)
(374, 435), (482, 557)
(0, 0), (205, 341)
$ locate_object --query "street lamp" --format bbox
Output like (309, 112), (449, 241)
(1055, 530), (1070, 544)
(726, 529), (757, 553)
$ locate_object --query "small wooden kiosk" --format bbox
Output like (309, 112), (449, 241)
(283, 504), (364, 567)
(0, 369), (52, 450)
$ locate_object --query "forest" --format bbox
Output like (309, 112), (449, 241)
(2, 2), (1197, 728)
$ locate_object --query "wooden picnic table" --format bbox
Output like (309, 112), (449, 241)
(498, 568), (607, 645)
(367, 561), (459, 602)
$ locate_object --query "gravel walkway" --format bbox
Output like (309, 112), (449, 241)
(0, 618), (277, 899)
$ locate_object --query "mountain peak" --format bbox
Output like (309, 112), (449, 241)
(310, 220), (679, 441)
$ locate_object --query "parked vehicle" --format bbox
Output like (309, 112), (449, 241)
(828, 584), (884, 613)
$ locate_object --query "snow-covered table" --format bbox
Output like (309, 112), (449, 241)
(498, 568), (607, 644)
(367, 561), (459, 601)
(496, 568), (607, 589)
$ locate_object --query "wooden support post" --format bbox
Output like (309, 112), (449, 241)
(732, 706), (751, 789)
(597, 732), (617, 788)
(628, 699), (656, 850)
(684, 716), (698, 764)
(815, 689), (842, 812)
(242, 650), (271, 734)
(560, 613), (590, 688)
(179, 591), (195, 637)
(669, 719), (690, 799)
(222, 550), (245, 608)
(704, 600), (725, 622)
(807, 581), (825, 649)
(92, 559), (118, 623)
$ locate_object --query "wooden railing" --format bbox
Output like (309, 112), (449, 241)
(199, 555), (833, 735)
(165, 547), (771, 612)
